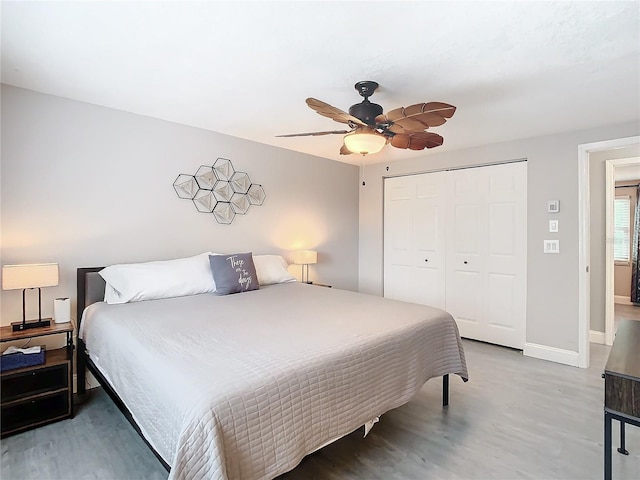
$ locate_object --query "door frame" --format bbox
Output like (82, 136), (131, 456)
(578, 136), (640, 367)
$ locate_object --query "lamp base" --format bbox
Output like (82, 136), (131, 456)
(11, 318), (51, 332)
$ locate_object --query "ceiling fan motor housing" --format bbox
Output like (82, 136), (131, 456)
(349, 80), (383, 125)
(349, 101), (383, 125)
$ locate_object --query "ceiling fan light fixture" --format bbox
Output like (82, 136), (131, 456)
(343, 130), (386, 155)
(279, 81), (456, 157)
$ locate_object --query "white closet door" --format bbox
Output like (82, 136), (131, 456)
(445, 167), (487, 341)
(384, 172), (447, 308)
(446, 162), (527, 349)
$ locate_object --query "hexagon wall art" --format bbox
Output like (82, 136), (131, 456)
(173, 158), (266, 225)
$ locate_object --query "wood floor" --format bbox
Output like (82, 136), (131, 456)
(2, 339), (638, 480)
(615, 303), (640, 321)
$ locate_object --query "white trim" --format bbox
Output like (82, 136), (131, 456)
(577, 136), (640, 367)
(614, 295), (633, 306)
(589, 330), (606, 344)
(382, 157), (528, 180)
(524, 342), (579, 367)
(605, 160), (615, 345)
(577, 143), (591, 368)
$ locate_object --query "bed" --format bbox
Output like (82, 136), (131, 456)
(76, 259), (468, 480)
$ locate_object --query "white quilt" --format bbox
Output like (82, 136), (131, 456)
(80, 283), (468, 480)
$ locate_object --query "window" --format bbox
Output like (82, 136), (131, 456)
(614, 196), (631, 263)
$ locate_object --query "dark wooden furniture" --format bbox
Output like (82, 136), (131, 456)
(0, 322), (74, 437)
(604, 319), (640, 480)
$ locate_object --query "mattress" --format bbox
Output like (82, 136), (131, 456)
(80, 282), (468, 480)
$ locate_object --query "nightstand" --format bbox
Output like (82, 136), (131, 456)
(0, 322), (74, 437)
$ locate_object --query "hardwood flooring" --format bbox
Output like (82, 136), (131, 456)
(615, 303), (640, 333)
(2, 339), (638, 480)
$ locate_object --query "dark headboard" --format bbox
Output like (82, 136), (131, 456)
(76, 267), (106, 331)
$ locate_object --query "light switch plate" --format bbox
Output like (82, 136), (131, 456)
(544, 239), (560, 253)
(549, 220), (559, 233)
(547, 200), (560, 213)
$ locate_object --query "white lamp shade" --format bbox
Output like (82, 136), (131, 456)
(292, 250), (318, 265)
(2, 263), (59, 290)
(343, 130), (386, 155)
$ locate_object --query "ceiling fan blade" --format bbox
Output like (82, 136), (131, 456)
(390, 131), (444, 150)
(306, 98), (367, 126)
(276, 129), (350, 138)
(376, 102), (456, 134)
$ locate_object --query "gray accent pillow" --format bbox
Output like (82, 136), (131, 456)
(209, 253), (260, 295)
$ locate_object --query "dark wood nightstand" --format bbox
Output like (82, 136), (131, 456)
(1, 322), (74, 437)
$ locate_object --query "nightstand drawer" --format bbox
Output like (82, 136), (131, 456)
(1, 363), (69, 403)
(1, 391), (69, 433)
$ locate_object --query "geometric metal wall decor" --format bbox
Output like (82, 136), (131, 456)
(173, 157), (266, 225)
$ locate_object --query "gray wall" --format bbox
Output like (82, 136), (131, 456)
(0, 85), (359, 325)
(589, 146), (640, 332)
(359, 123), (639, 353)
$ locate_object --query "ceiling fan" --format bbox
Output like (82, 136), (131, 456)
(277, 81), (456, 156)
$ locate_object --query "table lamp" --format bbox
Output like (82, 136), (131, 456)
(2, 263), (59, 331)
(292, 250), (317, 284)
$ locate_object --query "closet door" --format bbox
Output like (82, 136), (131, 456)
(384, 172), (447, 309)
(446, 162), (527, 349)
(445, 167), (486, 341)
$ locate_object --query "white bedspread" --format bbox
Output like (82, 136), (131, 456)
(80, 282), (467, 480)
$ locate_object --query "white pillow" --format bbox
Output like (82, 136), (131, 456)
(253, 255), (296, 285)
(100, 253), (217, 304)
(103, 283), (125, 305)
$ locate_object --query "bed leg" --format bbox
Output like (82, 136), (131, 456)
(442, 374), (449, 407)
(77, 339), (87, 395)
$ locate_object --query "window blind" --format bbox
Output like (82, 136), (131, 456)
(614, 196), (631, 262)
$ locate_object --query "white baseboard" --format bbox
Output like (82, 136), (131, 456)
(523, 342), (579, 367)
(614, 295), (633, 305)
(589, 330), (606, 344)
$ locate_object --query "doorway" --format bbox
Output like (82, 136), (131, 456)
(606, 157), (640, 343)
(578, 135), (640, 368)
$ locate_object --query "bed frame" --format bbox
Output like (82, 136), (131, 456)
(76, 267), (451, 474)
(76, 267), (170, 471)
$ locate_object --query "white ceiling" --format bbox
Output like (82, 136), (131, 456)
(2, 1), (639, 166)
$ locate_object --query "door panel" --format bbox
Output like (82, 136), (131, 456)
(484, 162), (527, 348)
(446, 168), (486, 340)
(453, 204), (480, 254)
(384, 172), (446, 307)
(414, 266), (446, 309)
(446, 162), (526, 349)
(384, 264), (412, 302)
(448, 271), (481, 321)
(487, 272), (516, 328)
(415, 204), (439, 253)
(489, 203), (516, 256)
